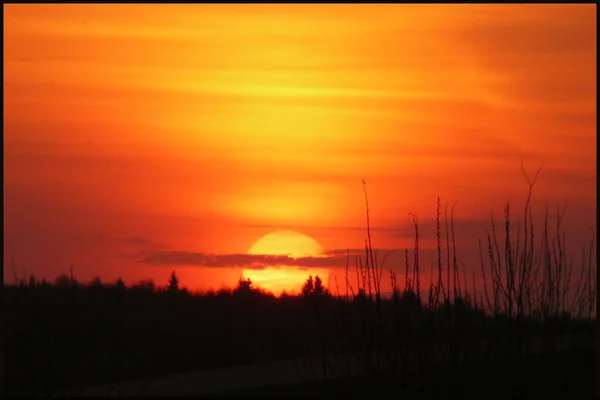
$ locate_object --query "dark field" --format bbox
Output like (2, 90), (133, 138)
(4, 280), (596, 397)
(5, 283), (321, 394)
(218, 347), (595, 399)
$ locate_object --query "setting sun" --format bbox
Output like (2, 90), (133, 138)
(3, 5), (596, 397)
(244, 231), (330, 295)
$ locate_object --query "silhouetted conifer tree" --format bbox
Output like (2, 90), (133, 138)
(302, 275), (329, 297)
(90, 276), (103, 289)
(69, 265), (79, 288)
(168, 271), (179, 292)
(302, 275), (315, 297)
(139, 279), (156, 292)
(115, 277), (125, 290)
(55, 274), (71, 288)
(314, 275), (326, 296)
(234, 277), (253, 295)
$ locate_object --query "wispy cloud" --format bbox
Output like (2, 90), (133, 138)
(124, 236), (157, 245)
(111, 236), (167, 259)
(137, 248), (402, 270)
(112, 249), (155, 259)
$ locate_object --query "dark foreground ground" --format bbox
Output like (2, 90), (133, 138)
(6, 284), (596, 397)
(215, 347), (595, 399)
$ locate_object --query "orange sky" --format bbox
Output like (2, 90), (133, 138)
(3, 4), (596, 294)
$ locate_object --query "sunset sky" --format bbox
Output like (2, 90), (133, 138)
(4, 4), (596, 294)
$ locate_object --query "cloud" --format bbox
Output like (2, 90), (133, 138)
(110, 236), (167, 259)
(112, 249), (154, 259)
(124, 236), (158, 246)
(137, 248), (405, 270)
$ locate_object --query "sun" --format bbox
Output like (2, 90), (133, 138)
(243, 230), (330, 295)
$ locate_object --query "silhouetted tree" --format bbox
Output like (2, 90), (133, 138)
(302, 275), (329, 298)
(115, 277), (126, 290)
(69, 265), (79, 288)
(217, 287), (232, 298)
(314, 275), (327, 296)
(55, 274), (71, 288)
(139, 279), (156, 292)
(302, 275), (315, 297)
(29, 275), (36, 288)
(90, 276), (103, 289)
(234, 277), (254, 295)
(167, 271), (179, 292)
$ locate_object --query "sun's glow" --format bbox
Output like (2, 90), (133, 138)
(244, 230), (330, 295)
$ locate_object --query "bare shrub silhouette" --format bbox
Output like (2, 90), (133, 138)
(301, 171), (595, 397)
